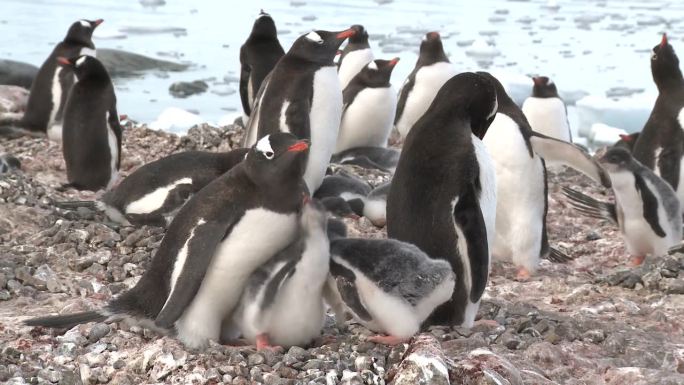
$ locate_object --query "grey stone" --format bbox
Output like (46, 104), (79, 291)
(664, 279), (684, 294)
(88, 323), (111, 342)
(169, 80), (208, 98)
(248, 353), (266, 366)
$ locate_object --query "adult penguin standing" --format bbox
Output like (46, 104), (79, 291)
(243, 28), (356, 192)
(337, 24), (374, 89)
(632, 34), (684, 209)
(387, 72), (498, 328)
(239, 10), (285, 118)
(0, 19), (102, 141)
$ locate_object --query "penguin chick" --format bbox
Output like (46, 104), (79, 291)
(563, 147), (682, 266)
(336, 58), (399, 152)
(54, 148), (249, 227)
(325, 237), (455, 345)
(330, 146), (400, 173)
(234, 199), (330, 350)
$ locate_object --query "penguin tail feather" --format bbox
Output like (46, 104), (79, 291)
(545, 246), (575, 263)
(53, 200), (98, 210)
(561, 186), (618, 224)
(24, 311), (106, 329)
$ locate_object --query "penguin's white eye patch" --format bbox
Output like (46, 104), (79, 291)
(367, 61), (378, 70)
(651, 50), (658, 60)
(306, 31), (323, 44)
(75, 56), (87, 67)
(547, 79), (554, 86)
(255, 135), (275, 158)
(79, 20), (90, 27)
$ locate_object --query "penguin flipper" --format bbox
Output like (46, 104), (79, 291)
(453, 187), (489, 302)
(53, 200), (99, 210)
(529, 133), (611, 188)
(154, 218), (237, 329)
(656, 146), (682, 193)
(633, 174), (668, 237)
(329, 259), (372, 321)
(24, 311), (106, 329)
(394, 71), (417, 125)
(561, 186), (618, 225)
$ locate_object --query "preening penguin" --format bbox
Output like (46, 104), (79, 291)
(239, 10), (285, 118)
(338, 24), (374, 90)
(521, 76), (572, 143)
(563, 147), (682, 266)
(0, 19), (102, 141)
(632, 34), (684, 209)
(480, 72), (610, 279)
(54, 148), (249, 227)
(394, 31), (457, 139)
(336, 58), (399, 152)
(324, 226), (455, 345)
(387, 72), (498, 327)
(234, 199), (331, 350)
(244, 28), (356, 192)
(59, 55), (122, 191)
(26, 133), (310, 349)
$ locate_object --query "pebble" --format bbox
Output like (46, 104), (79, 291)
(88, 323), (111, 342)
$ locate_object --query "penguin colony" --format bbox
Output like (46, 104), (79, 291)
(1, 11), (680, 351)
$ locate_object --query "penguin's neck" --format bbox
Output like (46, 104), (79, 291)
(654, 70), (684, 94)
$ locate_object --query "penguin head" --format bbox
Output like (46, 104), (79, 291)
(246, 133), (310, 186)
(531, 76), (559, 98)
(651, 33), (683, 88)
(599, 147), (633, 172)
(290, 28), (357, 64)
(57, 55), (109, 82)
(417, 31), (449, 66)
(250, 10), (278, 39)
(347, 25), (369, 45)
(354, 58), (399, 88)
(64, 19), (103, 48)
(320, 196), (362, 220)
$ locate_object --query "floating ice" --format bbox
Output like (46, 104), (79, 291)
(466, 38), (501, 59)
(589, 123), (628, 147)
(575, 93), (654, 137)
(149, 107), (205, 134)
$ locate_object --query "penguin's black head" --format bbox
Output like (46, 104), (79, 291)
(599, 147), (633, 172)
(250, 10), (278, 39)
(347, 25), (369, 45)
(57, 55), (109, 82)
(531, 76), (559, 98)
(651, 34), (683, 89)
(417, 31), (449, 66)
(320, 196), (362, 220)
(64, 19), (103, 48)
(290, 28), (357, 64)
(246, 133), (309, 186)
(354, 58), (399, 88)
(429, 72), (497, 140)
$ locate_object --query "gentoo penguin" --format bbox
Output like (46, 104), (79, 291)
(387, 72), (497, 327)
(314, 172), (389, 227)
(25, 133), (310, 349)
(632, 34), (684, 208)
(330, 146), (400, 173)
(234, 199), (330, 350)
(563, 147), (682, 266)
(335, 58), (399, 152)
(521, 76), (572, 143)
(324, 220), (455, 345)
(243, 28), (356, 192)
(239, 10), (285, 118)
(0, 19), (102, 140)
(0, 154), (21, 174)
(615, 133), (640, 152)
(59, 55), (121, 191)
(54, 148), (249, 227)
(337, 25), (374, 90)
(480, 72), (610, 279)
(394, 31), (457, 139)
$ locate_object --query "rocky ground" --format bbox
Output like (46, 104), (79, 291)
(0, 124), (683, 385)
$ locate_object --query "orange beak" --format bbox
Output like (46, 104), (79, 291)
(302, 194), (311, 205)
(388, 57), (400, 67)
(93, 19), (104, 27)
(287, 140), (310, 152)
(619, 134), (633, 142)
(57, 57), (71, 66)
(661, 33), (668, 48)
(336, 28), (356, 40)
(427, 31), (440, 40)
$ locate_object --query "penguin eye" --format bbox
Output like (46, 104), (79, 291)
(652, 51), (658, 60)
(263, 151), (274, 159)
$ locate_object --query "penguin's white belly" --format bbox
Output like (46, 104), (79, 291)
(247, 75), (254, 112)
(338, 48), (374, 89)
(105, 112), (119, 190)
(174, 210), (297, 348)
(244, 230), (330, 347)
(306, 66), (343, 192)
(244, 78), (270, 147)
(483, 114), (545, 271)
(336, 86), (397, 152)
(46, 67), (63, 142)
(472, 135), (497, 252)
(396, 62), (457, 138)
(125, 178), (193, 215)
(80, 47), (97, 57)
(522, 97), (571, 142)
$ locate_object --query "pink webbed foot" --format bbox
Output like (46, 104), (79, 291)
(628, 255), (646, 267)
(515, 266), (532, 281)
(256, 333), (283, 352)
